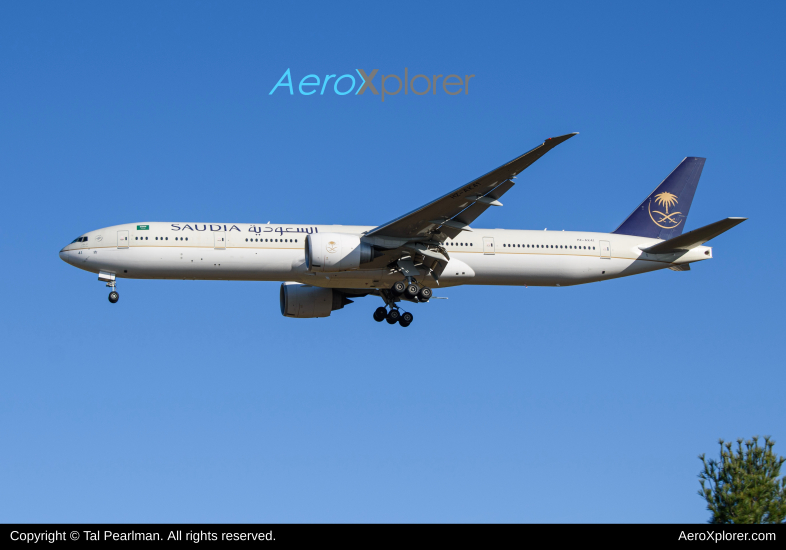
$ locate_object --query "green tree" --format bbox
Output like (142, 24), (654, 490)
(698, 436), (786, 523)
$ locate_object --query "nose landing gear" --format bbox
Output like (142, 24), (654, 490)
(106, 280), (119, 303)
(99, 271), (120, 304)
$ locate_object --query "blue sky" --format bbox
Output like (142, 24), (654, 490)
(1, 1), (783, 522)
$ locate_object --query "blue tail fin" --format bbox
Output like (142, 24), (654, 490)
(613, 157), (705, 240)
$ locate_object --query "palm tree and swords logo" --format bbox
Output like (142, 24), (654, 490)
(648, 191), (683, 229)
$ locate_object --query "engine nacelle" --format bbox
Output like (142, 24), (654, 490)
(280, 283), (352, 318)
(305, 233), (374, 272)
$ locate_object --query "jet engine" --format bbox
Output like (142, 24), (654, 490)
(280, 283), (353, 318)
(305, 233), (374, 272)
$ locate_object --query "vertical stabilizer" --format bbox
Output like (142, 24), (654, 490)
(613, 157), (705, 240)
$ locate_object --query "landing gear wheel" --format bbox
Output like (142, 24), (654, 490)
(108, 291), (119, 304)
(373, 307), (387, 322)
(392, 281), (406, 295)
(417, 287), (432, 301)
(405, 283), (420, 299)
(399, 311), (413, 327)
(386, 309), (401, 324)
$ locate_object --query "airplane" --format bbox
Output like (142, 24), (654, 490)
(59, 132), (745, 327)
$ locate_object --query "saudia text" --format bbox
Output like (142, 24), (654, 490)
(171, 224), (319, 237)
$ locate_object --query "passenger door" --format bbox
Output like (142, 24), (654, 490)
(599, 240), (611, 259)
(483, 237), (495, 255)
(214, 232), (226, 249)
(117, 230), (129, 249)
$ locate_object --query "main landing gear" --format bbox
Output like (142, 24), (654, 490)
(392, 280), (432, 302)
(372, 280), (432, 327)
(373, 306), (413, 327)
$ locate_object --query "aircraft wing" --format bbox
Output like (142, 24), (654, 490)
(365, 132), (578, 240)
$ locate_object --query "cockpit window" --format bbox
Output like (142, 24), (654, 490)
(71, 236), (88, 243)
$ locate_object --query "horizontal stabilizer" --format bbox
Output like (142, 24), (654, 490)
(642, 217), (747, 254)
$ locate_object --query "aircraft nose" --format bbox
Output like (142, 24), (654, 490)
(59, 248), (70, 264)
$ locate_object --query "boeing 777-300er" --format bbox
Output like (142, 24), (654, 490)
(59, 133), (745, 327)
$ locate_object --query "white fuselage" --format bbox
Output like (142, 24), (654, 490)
(58, 222), (713, 289)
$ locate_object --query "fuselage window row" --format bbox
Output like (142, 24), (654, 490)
(244, 238), (298, 243)
(501, 244), (596, 250)
(128, 236), (301, 243)
(134, 236), (189, 241)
